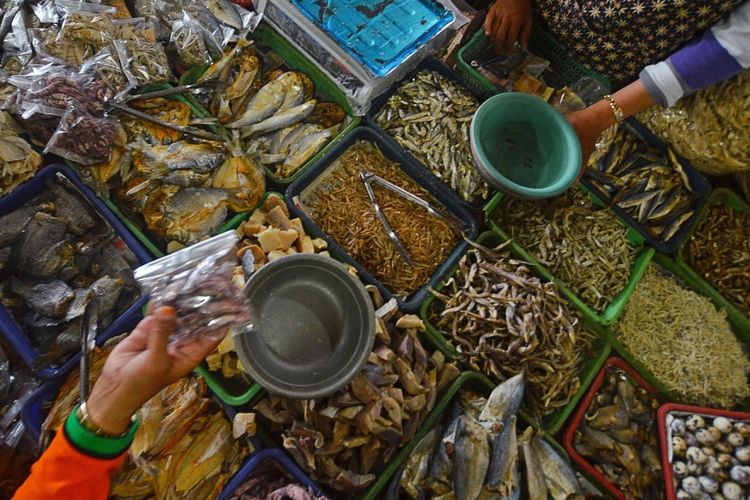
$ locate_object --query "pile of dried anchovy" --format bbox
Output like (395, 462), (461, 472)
(616, 266), (750, 408)
(430, 242), (595, 419)
(374, 70), (488, 203)
(684, 202), (750, 315)
(494, 189), (637, 312)
(304, 140), (458, 296)
(255, 296), (460, 492)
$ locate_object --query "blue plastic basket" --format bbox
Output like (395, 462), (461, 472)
(286, 125), (479, 312)
(0, 165), (152, 380)
(289, 0), (454, 77)
(218, 448), (325, 500)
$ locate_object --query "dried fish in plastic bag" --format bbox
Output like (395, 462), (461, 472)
(134, 231), (253, 344)
(80, 46), (131, 94)
(44, 106), (121, 165)
(170, 14), (211, 68)
(115, 39), (172, 86)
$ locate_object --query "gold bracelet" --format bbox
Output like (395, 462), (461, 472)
(603, 94), (625, 123)
(76, 402), (132, 438)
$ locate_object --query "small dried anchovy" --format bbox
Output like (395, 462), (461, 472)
(685, 202), (750, 315)
(375, 70), (488, 203)
(122, 40), (172, 86)
(494, 189), (637, 312)
(430, 241), (595, 420)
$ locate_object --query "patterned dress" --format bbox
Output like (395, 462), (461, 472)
(534, 0), (746, 87)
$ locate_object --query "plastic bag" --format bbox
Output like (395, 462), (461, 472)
(112, 17), (156, 42)
(134, 231), (253, 344)
(114, 39), (172, 86)
(80, 45), (132, 94)
(550, 86), (586, 113)
(169, 14), (211, 68)
(1, 5), (34, 66)
(571, 76), (607, 105)
(44, 104), (121, 165)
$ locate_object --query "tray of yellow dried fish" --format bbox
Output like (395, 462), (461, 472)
(582, 119), (710, 254)
(253, 295), (462, 495)
(286, 126), (478, 312)
(370, 58), (491, 206)
(608, 254), (750, 410)
(27, 327), (258, 498)
(420, 231), (610, 435)
(180, 23), (359, 187)
(484, 186), (655, 326)
(674, 188), (750, 339)
(80, 83), (266, 256)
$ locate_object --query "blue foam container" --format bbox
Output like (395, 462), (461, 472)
(0, 165), (151, 380)
(289, 0), (454, 77)
(218, 448), (325, 500)
(286, 125), (479, 312)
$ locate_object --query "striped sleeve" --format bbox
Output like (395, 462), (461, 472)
(640, 0), (749, 107)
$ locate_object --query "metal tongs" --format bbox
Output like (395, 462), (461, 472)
(360, 170), (464, 267)
(107, 81), (227, 142)
(79, 298), (98, 402)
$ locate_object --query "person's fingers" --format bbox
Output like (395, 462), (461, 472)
(520, 19), (532, 49)
(505, 20), (521, 54)
(484, 8), (496, 36)
(494, 16), (509, 53)
(146, 306), (177, 355)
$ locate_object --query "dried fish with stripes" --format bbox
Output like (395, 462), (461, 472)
(255, 297), (460, 492)
(374, 70), (489, 204)
(430, 241), (596, 420)
(493, 189), (638, 312)
(586, 126), (700, 243)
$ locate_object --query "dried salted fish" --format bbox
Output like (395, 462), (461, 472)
(430, 241), (595, 419)
(42, 340), (251, 499)
(493, 189), (637, 312)
(0, 111), (41, 194)
(615, 266), (750, 408)
(374, 70), (488, 203)
(573, 367), (663, 499)
(302, 140), (459, 296)
(586, 126), (699, 243)
(256, 307), (459, 492)
(684, 202), (750, 315)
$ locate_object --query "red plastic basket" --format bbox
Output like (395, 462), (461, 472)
(562, 357), (660, 499)
(657, 403), (750, 500)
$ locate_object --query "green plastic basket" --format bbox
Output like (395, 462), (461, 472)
(456, 27), (611, 96)
(484, 185), (655, 326)
(419, 231), (611, 435)
(179, 22), (361, 188)
(673, 188), (750, 341)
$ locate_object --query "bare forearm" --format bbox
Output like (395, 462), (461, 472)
(591, 80), (657, 127)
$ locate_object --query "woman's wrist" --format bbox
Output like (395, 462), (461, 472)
(86, 375), (141, 435)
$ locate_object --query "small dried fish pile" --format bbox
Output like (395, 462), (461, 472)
(398, 375), (589, 499)
(0, 111), (42, 195)
(639, 70), (750, 176)
(573, 367), (663, 499)
(43, 339), (252, 499)
(0, 178), (140, 368)
(374, 70), (488, 203)
(666, 412), (750, 499)
(198, 39), (346, 180)
(684, 203), (750, 315)
(430, 242), (595, 419)
(303, 140), (459, 296)
(615, 266), (750, 408)
(228, 459), (327, 500)
(494, 189), (637, 312)
(586, 126), (699, 243)
(255, 304), (460, 492)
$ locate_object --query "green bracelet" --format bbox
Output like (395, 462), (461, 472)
(64, 405), (139, 459)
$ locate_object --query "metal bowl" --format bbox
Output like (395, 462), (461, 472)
(235, 254), (376, 399)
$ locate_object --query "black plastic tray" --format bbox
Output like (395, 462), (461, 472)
(285, 125), (479, 313)
(581, 118), (711, 255)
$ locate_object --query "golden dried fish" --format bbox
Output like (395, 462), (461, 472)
(374, 70), (488, 203)
(430, 241), (595, 419)
(256, 305), (459, 492)
(0, 111), (42, 194)
(684, 202), (750, 315)
(493, 189), (637, 312)
(615, 266), (750, 407)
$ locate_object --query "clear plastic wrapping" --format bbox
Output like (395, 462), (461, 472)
(134, 232), (253, 344)
(170, 14), (212, 68)
(43, 105), (121, 165)
(114, 39), (172, 86)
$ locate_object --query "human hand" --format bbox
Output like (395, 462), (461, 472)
(484, 0), (533, 54)
(565, 102), (615, 174)
(86, 306), (224, 434)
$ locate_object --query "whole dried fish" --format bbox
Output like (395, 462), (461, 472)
(615, 266), (750, 407)
(0, 112), (42, 194)
(573, 367), (663, 499)
(375, 70), (488, 203)
(493, 189), (637, 312)
(586, 126), (699, 243)
(684, 202), (750, 315)
(430, 241), (595, 419)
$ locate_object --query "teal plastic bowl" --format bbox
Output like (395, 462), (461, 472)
(470, 93), (581, 198)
